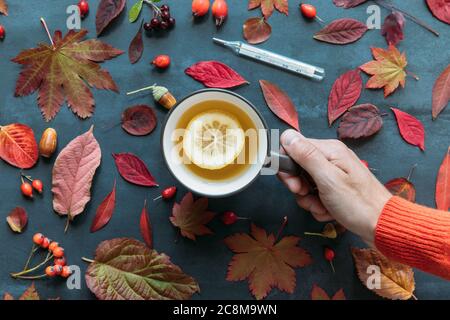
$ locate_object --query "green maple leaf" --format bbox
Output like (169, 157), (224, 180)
(12, 29), (123, 121)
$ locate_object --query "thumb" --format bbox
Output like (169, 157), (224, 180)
(280, 130), (339, 184)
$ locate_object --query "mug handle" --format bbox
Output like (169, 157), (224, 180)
(268, 151), (318, 191)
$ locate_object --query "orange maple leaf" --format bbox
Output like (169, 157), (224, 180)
(360, 45), (413, 97)
(224, 223), (312, 300)
(311, 284), (346, 300)
(12, 29), (123, 121)
(0, 0), (8, 15)
(248, 0), (288, 19)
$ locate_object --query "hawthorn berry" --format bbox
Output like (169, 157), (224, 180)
(41, 237), (50, 249)
(78, 0), (89, 18)
(21, 182), (33, 198)
(221, 211), (238, 225)
(45, 266), (56, 277)
(0, 25), (5, 40)
(32, 179), (43, 193)
(52, 247), (65, 258)
(53, 265), (63, 275)
(54, 256), (67, 266)
(324, 247), (336, 273)
(48, 241), (59, 252)
(33, 233), (45, 245)
(60, 266), (72, 278)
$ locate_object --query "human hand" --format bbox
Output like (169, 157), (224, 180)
(278, 129), (392, 246)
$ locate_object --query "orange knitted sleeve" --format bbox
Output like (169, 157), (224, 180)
(375, 196), (450, 280)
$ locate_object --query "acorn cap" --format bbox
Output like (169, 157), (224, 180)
(152, 85), (169, 101)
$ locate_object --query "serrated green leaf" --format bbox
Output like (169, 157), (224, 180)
(129, 0), (144, 23)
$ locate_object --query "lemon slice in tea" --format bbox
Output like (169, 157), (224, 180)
(183, 110), (245, 170)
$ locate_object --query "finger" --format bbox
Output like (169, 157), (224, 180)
(295, 194), (328, 216)
(278, 172), (310, 196)
(311, 211), (335, 222)
(280, 130), (343, 185)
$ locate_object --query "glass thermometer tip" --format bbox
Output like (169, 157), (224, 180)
(213, 38), (325, 81)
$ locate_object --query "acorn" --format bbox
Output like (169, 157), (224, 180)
(39, 128), (58, 158)
(127, 84), (177, 110)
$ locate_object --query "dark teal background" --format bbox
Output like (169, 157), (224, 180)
(0, 0), (449, 300)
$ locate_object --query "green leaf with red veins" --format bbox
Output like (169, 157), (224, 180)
(224, 223), (312, 300)
(85, 238), (200, 300)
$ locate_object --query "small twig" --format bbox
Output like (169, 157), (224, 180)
(64, 216), (70, 233)
(407, 164), (418, 182)
(14, 274), (47, 280)
(374, 0), (439, 37)
(11, 253), (53, 278)
(40, 17), (55, 48)
(144, 0), (162, 15)
(127, 84), (157, 96)
(275, 216), (288, 242)
(304, 232), (325, 238)
(23, 244), (38, 271)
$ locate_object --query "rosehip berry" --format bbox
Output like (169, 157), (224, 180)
(324, 247), (336, 273)
(33, 233), (45, 245)
(60, 266), (72, 278)
(0, 25), (5, 40)
(163, 186), (177, 199)
(152, 55), (171, 69)
(48, 241), (59, 252)
(41, 237), (50, 249)
(300, 3), (317, 19)
(54, 256), (67, 266)
(212, 0), (228, 28)
(221, 211), (238, 225)
(53, 265), (63, 275)
(52, 247), (65, 258)
(78, 0), (89, 18)
(45, 266), (56, 277)
(21, 182), (33, 198)
(32, 179), (43, 193)
(192, 0), (210, 17)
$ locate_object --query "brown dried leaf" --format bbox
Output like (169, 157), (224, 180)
(337, 104), (383, 139)
(243, 17), (272, 44)
(0, 0), (8, 15)
(352, 247), (416, 300)
(6, 207), (28, 233)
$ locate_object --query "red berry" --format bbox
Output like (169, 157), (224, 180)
(54, 256), (67, 266)
(324, 247), (335, 261)
(192, 0), (210, 17)
(53, 247), (65, 258)
(162, 186), (177, 200)
(41, 237), (50, 249)
(221, 211), (238, 225)
(45, 266), (56, 277)
(48, 241), (59, 252)
(0, 25), (5, 40)
(78, 0), (89, 18)
(61, 266), (72, 278)
(32, 179), (43, 193)
(33, 233), (45, 245)
(152, 55), (171, 69)
(360, 160), (369, 168)
(53, 265), (63, 275)
(300, 3), (317, 19)
(212, 0), (228, 28)
(21, 182), (33, 198)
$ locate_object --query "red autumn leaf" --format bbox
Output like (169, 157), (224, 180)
(248, 0), (288, 19)
(337, 104), (383, 139)
(140, 201), (153, 248)
(311, 284), (346, 300)
(170, 192), (215, 241)
(185, 61), (249, 89)
(112, 153), (158, 187)
(436, 147), (450, 211)
(391, 107), (425, 151)
(12, 29), (123, 121)
(6, 207), (28, 233)
(328, 69), (363, 126)
(381, 11), (405, 46)
(243, 17), (272, 44)
(96, 0), (126, 36)
(426, 0), (450, 25)
(121, 105), (157, 136)
(385, 178), (416, 202)
(333, 0), (368, 8)
(313, 18), (368, 45)
(128, 24), (144, 64)
(90, 180), (116, 233)
(0, 0), (8, 15)
(360, 45), (409, 97)
(225, 223), (312, 300)
(259, 80), (299, 131)
(432, 64), (450, 120)
(52, 127), (101, 228)
(0, 124), (38, 169)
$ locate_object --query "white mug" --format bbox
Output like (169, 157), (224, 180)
(161, 89), (305, 197)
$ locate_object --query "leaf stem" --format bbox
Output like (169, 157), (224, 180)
(374, 0), (439, 37)
(81, 257), (95, 264)
(144, 0), (162, 15)
(411, 293), (418, 300)
(126, 84), (157, 96)
(64, 216), (70, 233)
(275, 216), (288, 242)
(407, 163), (418, 182)
(406, 70), (419, 81)
(304, 232), (325, 238)
(40, 17), (55, 48)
